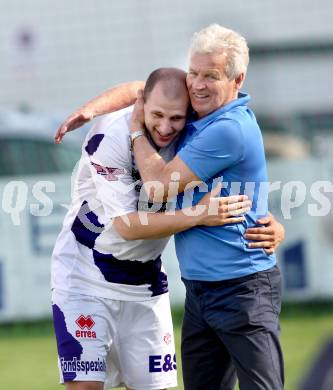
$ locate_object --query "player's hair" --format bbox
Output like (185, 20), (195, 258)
(189, 24), (249, 80)
(143, 67), (188, 101)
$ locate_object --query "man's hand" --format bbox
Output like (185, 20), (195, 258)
(197, 185), (252, 227)
(244, 213), (285, 255)
(129, 90), (145, 134)
(55, 108), (94, 144)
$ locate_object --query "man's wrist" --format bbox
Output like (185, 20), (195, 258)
(130, 130), (145, 147)
(181, 207), (204, 227)
(81, 106), (95, 120)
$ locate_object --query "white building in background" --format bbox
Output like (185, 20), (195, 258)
(1, 0), (333, 115)
(0, 1), (333, 321)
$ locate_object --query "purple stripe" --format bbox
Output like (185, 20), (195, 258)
(71, 201), (104, 249)
(85, 134), (104, 155)
(52, 304), (83, 382)
(93, 251), (168, 297)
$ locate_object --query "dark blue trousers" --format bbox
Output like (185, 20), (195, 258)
(181, 266), (284, 390)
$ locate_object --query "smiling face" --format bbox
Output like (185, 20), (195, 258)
(187, 51), (243, 118)
(144, 82), (189, 148)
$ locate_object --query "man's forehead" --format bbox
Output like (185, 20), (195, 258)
(145, 100), (187, 113)
(144, 97), (188, 117)
(150, 80), (186, 93)
(145, 81), (189, 104)
(189, 51), (227, 68)
(189, 65), (222, 75)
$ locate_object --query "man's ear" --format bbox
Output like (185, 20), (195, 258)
(235, 73), (245, 90)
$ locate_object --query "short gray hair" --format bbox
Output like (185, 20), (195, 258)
(189, 24), (249, 80)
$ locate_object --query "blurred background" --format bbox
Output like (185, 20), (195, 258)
(0, 1), (333, 389)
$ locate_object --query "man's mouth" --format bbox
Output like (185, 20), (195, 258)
(157, 133), (173, 142)
(192, 92), (209, 101)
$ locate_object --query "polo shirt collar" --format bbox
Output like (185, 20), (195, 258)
(189, 92), (250, 130)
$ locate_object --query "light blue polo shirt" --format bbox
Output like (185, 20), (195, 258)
(175, 92), (276, 281)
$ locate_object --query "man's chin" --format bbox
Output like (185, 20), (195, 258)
(191, 104), (207, 117)
(154, 136), (175, 148)
(155, 140), (172, 148)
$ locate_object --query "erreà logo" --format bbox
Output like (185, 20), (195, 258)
(75, 315), (96, 339)
(76, 315), (95, 329)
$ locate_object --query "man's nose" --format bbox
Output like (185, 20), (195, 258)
(158, 120), (172, 135)
(192, 75), (206, 90)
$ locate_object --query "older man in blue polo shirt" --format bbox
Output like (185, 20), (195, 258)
(126, 25), (284, 390)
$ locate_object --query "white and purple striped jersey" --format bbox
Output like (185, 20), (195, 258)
(51, 106), (176, 301)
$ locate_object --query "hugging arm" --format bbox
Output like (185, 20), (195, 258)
(113, 186), (251, 240)
(55, 81), (145, 143)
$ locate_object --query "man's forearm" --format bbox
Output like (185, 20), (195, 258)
(114, 186), (252, 240)
(84, 81), (145, 118)
(114, 207), (200, 240)
(132, 135), (199, 202)
(132, 135), (167, 185)
(55, 81), (146, 144)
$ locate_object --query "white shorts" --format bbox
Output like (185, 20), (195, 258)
(52, 289), (177, 389)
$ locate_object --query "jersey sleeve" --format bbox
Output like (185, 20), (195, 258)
(83, 125), (139, 220)
(177, 118), (244, 181)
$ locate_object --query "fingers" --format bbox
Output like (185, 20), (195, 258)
(214, 199), (251, 217)
(55, 120), (71, 144)
(245, 220), (279, 252)
(55, 130), (62, 144)
(209, 197), (251, 219)
(55, 122), (70, 144)
(223, 216), (246, 224)
(245, 227), (274, 235)
(131, 92), (145, 128)
(224, 205), (251, 217)
(247, 241), (276, 254)
(134, 90), (145, 110)
(244, 233), (274, 242)
(256, 212), (274, 225)
(246, 228), (282, 253)
(247, 241), (275, 254)
(137, 89), (144, 101)
(244, 227), (277, 249)
(212, 195), (251, 212)
(221, 194), (249, 204)
(256, 216), (270, 225)
(247, 240), (274, 248)
(55, 121), (75, 144)
(204, 192), (249, 206)
(201, 192), (251, 226)
(226, 200), (252, 213)
(55, 112), (92, 144)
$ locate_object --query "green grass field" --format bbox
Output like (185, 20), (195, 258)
(0, 303), (332, 390)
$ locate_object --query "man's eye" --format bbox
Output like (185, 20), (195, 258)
(207, 74), (219, 80)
